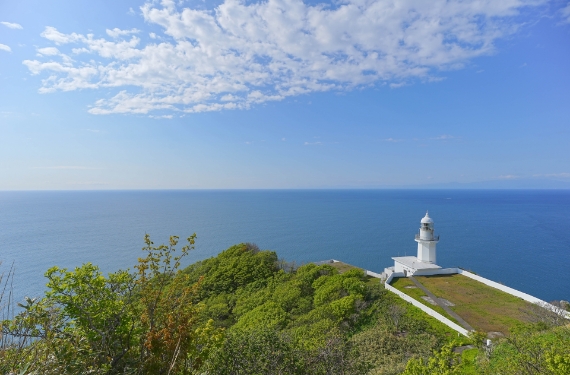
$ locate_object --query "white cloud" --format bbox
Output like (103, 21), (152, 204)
(1, 21), (23, 29)
(561, 4), (570, 23)
(431, 134), (456, 140)
(106, 28), (140, 38)
(534, 173), (570, 178)
(390, 82), (407, 89)
(37, 47), (60, 56)
(24, 0), (546, 115)
(383, 137), (403, 142)
(0, 44), (11, 52)
(498, 174), (520, 179)
(304, 141), (322, 146)
(149, 114), (173, 119)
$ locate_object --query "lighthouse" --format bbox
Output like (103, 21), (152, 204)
(415, 212), (439, 263)
(389, 212), (442, 276)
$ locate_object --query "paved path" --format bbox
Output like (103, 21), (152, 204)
(409, 276), (474, 332)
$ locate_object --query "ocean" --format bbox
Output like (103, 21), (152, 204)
(0, 190), (568, 304)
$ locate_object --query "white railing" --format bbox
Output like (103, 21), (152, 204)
(365, 270), (382, 278)
(415, 234), (440, 241)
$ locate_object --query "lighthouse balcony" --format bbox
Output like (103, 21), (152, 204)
(415, 234), (440, 241)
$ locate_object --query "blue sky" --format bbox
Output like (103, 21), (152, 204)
(1, 0), (569, 189)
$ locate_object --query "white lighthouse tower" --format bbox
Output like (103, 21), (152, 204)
(390, 212), (442, 276)
(415, 212), (439, 263)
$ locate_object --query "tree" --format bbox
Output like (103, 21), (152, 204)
(402, 341), (462, 375)
(1, 233), (223, 375)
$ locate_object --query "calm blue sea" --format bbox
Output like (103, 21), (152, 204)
(0, 190), (569, 304)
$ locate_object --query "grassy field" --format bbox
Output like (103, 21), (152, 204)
(392, 274), (533, 334)
(390, 277), (460, 325)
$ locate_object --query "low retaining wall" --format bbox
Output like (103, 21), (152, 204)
(365, 270), (383, 278)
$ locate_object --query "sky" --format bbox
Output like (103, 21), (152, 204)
(0, 0), (569, 189)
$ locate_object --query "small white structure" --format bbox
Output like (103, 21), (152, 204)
(392, 212), (441, 276)
(416, 212), (439, 263)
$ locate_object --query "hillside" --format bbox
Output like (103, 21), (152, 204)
(1, 237), (568, 374)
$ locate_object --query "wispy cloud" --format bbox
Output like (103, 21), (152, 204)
(534, 173), (570, 178)
(431, 134), (456, 140)
(304, 141), (322, 146)
(149, 114), (173, 119)
(1, 21), (22, 30)
(383, 138), (403, 143)
(389, 82), (407, 89)
(106, 28), (140, 39)
(36, 47), (60, 56)
(498, 174), (520, 180)
(24, 0), (547, 115)
(561, 4), (570, 24)
(0, 44), (11, 52)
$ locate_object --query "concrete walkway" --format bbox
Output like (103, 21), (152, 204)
(409, 276), (474, 332)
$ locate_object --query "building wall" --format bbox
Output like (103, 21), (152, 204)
(417, 241), (436, 263)
(394, 262), (406, 274)
(414, 267), (457, 276)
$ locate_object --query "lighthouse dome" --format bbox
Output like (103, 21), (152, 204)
(421, 212), (433, 224)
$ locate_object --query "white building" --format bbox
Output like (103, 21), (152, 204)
(391, 212), (442, 276)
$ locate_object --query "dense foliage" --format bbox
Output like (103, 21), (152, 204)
(1, 235), (568, 374)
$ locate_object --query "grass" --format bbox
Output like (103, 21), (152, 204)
(390, 277), (460, 325)
(383, 289), (458, 340)
(329, 261), (361, 273)
(414, 274), (532, 334)
(458, 348), (479, 374)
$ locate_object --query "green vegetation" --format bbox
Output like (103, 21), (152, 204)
(1, 235), (568, 374)
(477, 322), (570, 374)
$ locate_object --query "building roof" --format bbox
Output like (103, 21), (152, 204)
(392, 256), (441, 270)
(421, 212), (434, 224)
